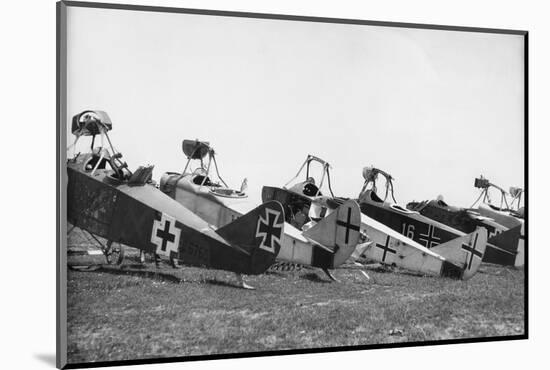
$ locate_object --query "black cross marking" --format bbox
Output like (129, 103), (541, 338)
(156, 220), (175, 252)
(375, 235), (397, 262)
(461, 233), (482, 270)
(419, 224), (441, 249)
(258, 211), (282, 249)
(336, 207), (360, 244)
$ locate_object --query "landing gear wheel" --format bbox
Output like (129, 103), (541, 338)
(104, 241), (125, 265)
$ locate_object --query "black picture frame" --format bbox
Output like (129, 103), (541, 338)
(57, 1), (528, 368)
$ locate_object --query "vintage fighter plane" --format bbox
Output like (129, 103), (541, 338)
(470, 176), (525, 226)
(355, 167), (523, 267)
(67, 111), (285, 289)
(262, 156), (487, 280)
(159, 141), (361, 282)
(407, 195), (524, 267)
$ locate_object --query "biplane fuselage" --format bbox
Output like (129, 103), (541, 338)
(359, 191), (466, 247)
(160, 173), (360, 270)
(67, 153), (282, 275)
(407, 199), (524, 267)
(160, 172), (253, 228)
(355, 214), (486, 280)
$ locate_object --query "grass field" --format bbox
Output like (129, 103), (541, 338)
(66, 235), (525, 365)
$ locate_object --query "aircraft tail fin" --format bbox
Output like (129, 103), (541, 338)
(302, 199), (362, 268)
(216, 201), (285, 274)
(479, 224), (522, 267)
(516, 222), (525, 268)
(431, 227), (488, 280)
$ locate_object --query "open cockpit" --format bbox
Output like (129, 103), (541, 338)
(161, 139), (247, 199)
(68, 110), (153, 186)
(284, 155), (334, 199)
(471, 175), (524, 216)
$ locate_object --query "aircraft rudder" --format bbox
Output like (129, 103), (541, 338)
(333, 199), (362, 266)
(303, 199), (362, 267)
(461, 227), (487, 280)
(515, 222), (525, 268)
(216, 200), (285, 273)
(431, 227), (487, 280)
(453, 227), (487, 280)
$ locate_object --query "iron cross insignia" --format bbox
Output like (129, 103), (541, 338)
(151, 212), (181, 257)
(256, 208), (283, 253)
(375, 235), (397, 262)
(461, 233), (482, 270)
(419, 224), (441, 249)
(336, 207), (360, 244)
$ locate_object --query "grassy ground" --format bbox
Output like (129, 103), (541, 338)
(66, 232), (525, 365)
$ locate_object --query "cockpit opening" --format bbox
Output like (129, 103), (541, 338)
(84, 148), (111, 172)
(369, 191), (384, 203)
(303, 182), (321, 197)
(192, 175), (220, 187)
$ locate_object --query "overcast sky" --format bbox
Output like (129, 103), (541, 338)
(66, 6), (524, 208)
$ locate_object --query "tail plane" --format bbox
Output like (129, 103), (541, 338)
(302, 199), (362, 267)
(431, 227), (488, 280)
(216, 200), (285, 274)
